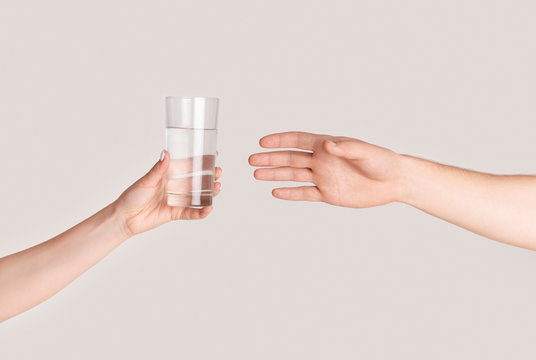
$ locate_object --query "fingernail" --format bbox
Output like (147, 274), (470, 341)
(326, 140), (337, 146)
(160, 150), (165, 161)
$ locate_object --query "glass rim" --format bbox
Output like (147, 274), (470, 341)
(166, 96), (219, 101)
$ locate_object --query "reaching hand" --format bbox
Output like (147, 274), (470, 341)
(249, 132), (402, 208)
(114, 150), (222, 236)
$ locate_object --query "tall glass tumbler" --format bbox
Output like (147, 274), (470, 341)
(165, 97), (219, 208)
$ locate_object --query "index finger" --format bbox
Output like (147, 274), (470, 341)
(259, 132), (319, 151)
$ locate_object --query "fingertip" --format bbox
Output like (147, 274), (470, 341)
(215, 167), (222, 179)
(159, 150), (170, 169)
(248, 154), (258, 165)
(259, 134), (275, 148)
(272, 188), (286, 199)
(139, 150), (169, 186)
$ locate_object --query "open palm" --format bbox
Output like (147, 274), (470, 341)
(249, 132), (401, 208)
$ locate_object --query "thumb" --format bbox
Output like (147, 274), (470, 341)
(323, 140), (367, 160)
(139, 150), (169, 187)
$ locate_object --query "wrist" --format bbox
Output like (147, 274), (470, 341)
(394, 154), (421, 205)
(106, 201), (134, 241)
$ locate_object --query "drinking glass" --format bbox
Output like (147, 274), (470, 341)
(165, 96), (219, 208)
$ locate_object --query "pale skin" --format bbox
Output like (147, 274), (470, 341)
(3, 132), (535, 322)
(0, 150), (222, 322)
(249, 132), (536, 250)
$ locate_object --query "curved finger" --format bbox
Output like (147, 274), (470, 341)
(213, 182), (222, 196)
(259, 132), (319, 151)
(254, 167), (313, 182)
(215, 167), (222, 180)
(248, 151), (312, 168)
(178, 206), (213, 220)
(272, 186), (322, 201)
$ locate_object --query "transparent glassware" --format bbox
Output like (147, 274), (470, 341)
(165, 96), (219, 208)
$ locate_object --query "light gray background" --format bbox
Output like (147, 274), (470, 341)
(1, 0), (535, 359)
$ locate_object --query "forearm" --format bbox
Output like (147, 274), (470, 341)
(398, 155), (536, 249)
(0, 202), (130, 322)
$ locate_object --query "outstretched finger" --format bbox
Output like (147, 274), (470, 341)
(272, 186), (322, 201)
(249, 151), (313, 168)
(254, 167), (313, 182)
(259, 132), (319, 151)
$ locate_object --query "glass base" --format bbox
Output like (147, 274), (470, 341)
(167, 192), (213, 208)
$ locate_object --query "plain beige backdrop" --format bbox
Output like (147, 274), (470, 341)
(1, 0), (535, 359)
